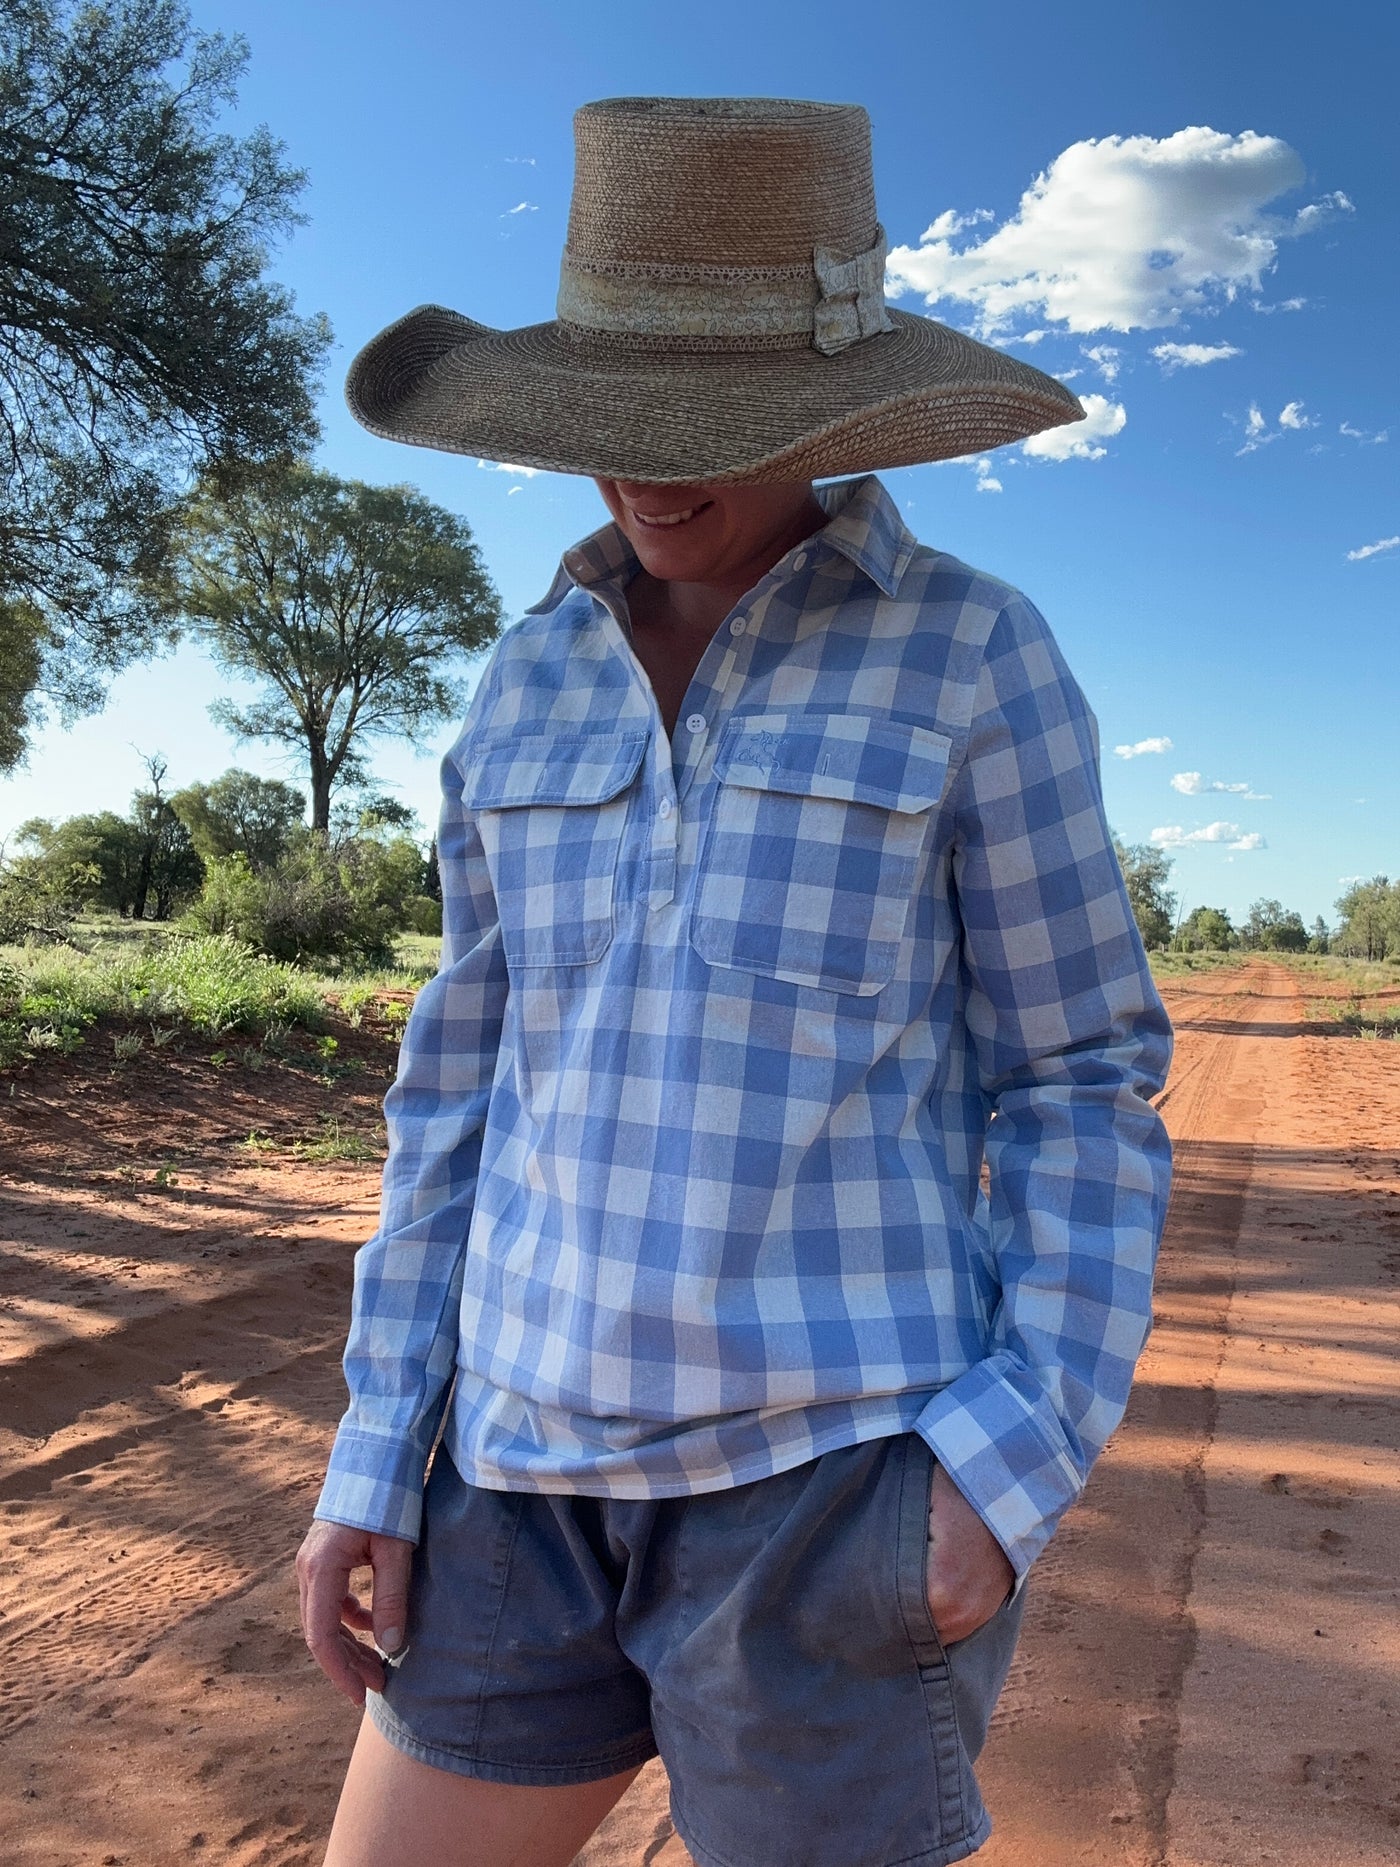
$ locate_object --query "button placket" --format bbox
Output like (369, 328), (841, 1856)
(649, 783), (679, 909)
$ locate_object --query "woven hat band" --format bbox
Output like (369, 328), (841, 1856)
(556, 228), (895, 357)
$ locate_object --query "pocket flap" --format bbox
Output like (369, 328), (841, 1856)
(714, 714), (953, 815)
(463, 728), (649, 810)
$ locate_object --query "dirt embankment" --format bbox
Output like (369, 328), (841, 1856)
(1, 961), (1396, 1865)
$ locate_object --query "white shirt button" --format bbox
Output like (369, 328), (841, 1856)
(729, 617), (746, 636)
(793, 551), (808, 571)
(685, 713), (707, 734)
(658, 797), (673, 819)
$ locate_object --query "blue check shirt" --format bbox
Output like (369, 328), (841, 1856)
(316, 474), (1172, 1579)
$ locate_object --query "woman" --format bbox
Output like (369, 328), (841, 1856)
(299, 96), (1172, 1867)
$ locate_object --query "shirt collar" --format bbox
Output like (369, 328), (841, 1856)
(548, 471), (916, 609)
(811, 474), (918, 597)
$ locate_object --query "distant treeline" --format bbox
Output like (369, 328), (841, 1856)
(1114, 837), (1396, 960)
(1, 763), (441, 967)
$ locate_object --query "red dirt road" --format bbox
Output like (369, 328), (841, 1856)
(1, 961), (1396, 1864)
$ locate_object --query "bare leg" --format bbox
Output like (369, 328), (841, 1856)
(323, 1714), (642, 1867)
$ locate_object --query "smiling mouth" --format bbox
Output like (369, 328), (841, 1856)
(629, 500), (714, 529)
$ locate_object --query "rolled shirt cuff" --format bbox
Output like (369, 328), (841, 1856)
(313, 1425), (431, 1544)
(914, 1354), (1085, 1582)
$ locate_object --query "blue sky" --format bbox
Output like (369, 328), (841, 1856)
(4, 0), (1395, 928)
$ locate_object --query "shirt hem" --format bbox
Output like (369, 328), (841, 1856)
(442, 1392), (932, 1499)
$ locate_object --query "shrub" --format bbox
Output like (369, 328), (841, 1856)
(183, 831), (427, 968)
(403, 894), (443, 936)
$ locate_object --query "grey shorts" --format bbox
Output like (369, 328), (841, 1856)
(371, 1432), (1024, 1867)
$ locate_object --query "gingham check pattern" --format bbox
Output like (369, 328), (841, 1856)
(317, 475), (1172, 1578)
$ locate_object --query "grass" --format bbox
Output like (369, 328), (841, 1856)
(1148, 949), (1250, 978)
(0, 933), (327, 1066)
(291, 1116), (386, 1163)
(0, 920), (441, 1070)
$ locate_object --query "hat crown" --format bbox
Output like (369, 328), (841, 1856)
(567, 97), (879, 271)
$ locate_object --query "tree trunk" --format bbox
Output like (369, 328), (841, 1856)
(308, 739), (332, 834)
(132, 848), (152, 922)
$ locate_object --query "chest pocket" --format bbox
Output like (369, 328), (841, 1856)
(464, 728), (648, 966)
(690, 713), (952, 995)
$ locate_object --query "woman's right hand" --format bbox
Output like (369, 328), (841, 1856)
(297, 1518), (415, 1706)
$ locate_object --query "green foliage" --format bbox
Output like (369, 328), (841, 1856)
(403, 894), (444, 937)
(0, 932), (325, 1063)
(1240, 898), (1309, 952)
(14, 756), (202, 920)
(1174, 905), (1235, 952)
(0, 595), (46, 772)
(162, 464), (502, 828)
(171, 768), (306, 871)
(1149, 949), (1248, 979)
(13, 811), (146, 914)
(0, 853), (80, 943)
(184, 829), (427, 968)
(0, 0), (330, 745)
(1332, 876), (1399, 961)
(1112, 836), (1177, 950)
(292, 1115), (385, 1163)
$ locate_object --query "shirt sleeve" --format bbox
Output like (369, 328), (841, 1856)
(314, 707), (509, 1543)
(914, 594), (1173, 1580)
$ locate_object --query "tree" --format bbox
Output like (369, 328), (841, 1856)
(1113, 837), (1177, 950)
(0, 0), (330, 750)
(128, 753), (202, 918)
(171, 767), (305, 871)
(1176, 905), (1234, 951)
(164, 466), (502, 829)
(1308, 917), (1330, 955)
(1332, 877), (1398, 961)
(13, 808), (145, 913)
(1241, 898), (1309, 953)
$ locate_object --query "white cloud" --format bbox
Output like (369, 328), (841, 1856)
(1152, 341), (1242, 371)
(477, 459), (540, 477)
(503, 156), (537, 166)
(973, 457), (1002, 493)
(1151, 819), (1265, 849)
(1340, 421), (1389, 444)
(1171, 771), (1270, 798)
(1293, 190), (1353, 230)
(1082, 344), (1121, 382)
(1022, 392), (1126, 461)
(885, 128), (1347, 338)
(502, 200), (538, 216)
(1347, 535), (1400, 561)
(1236, 399), (1315, 454)
(1252, 295), (1307, 314)
(1114, 735), (1173, 759)
(921, 207), (994, 239)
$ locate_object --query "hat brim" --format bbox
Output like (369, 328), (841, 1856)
(345, 304), (1084, 484)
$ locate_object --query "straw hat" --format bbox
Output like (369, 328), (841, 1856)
(347, 97), (1083, 483)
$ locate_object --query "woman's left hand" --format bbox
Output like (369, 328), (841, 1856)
(925, 1462), (1016, 1646)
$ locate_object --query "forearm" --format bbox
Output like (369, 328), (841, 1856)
(918, 1018), (1171, 1576)
(317, 727), (508, 1541)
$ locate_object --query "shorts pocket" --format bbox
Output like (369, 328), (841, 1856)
(464, 727), (648, 967)
(690, 712), (952, 995)
(894, 1431), (947, 1669)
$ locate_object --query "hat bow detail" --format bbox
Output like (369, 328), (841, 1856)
(812, 228), (895, 356)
